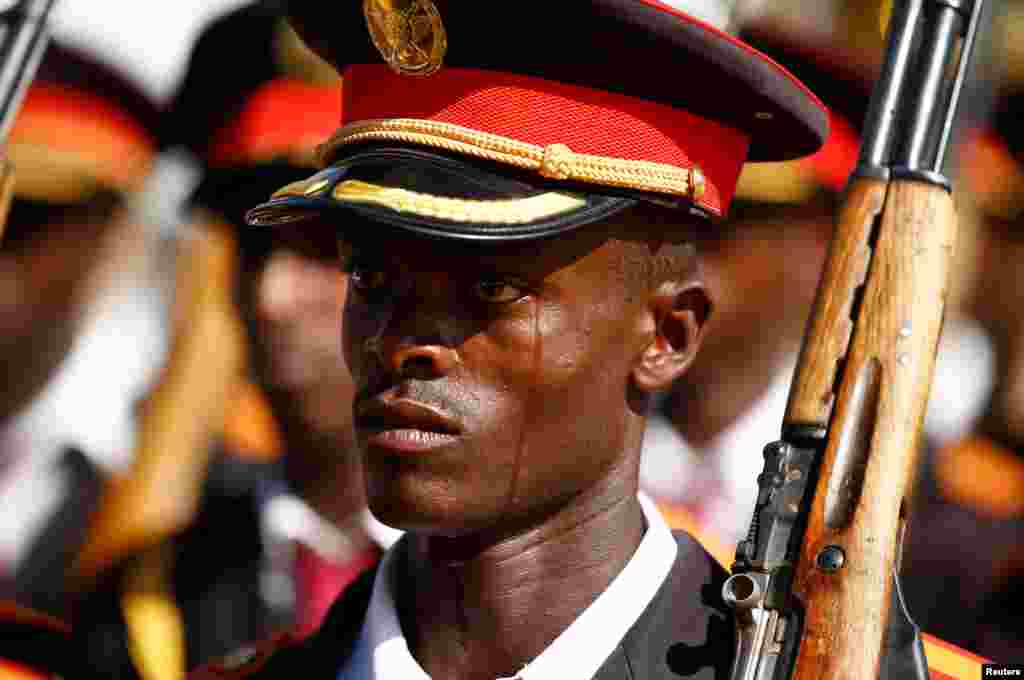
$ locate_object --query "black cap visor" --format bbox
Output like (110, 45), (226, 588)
(247, 146), (638, 243)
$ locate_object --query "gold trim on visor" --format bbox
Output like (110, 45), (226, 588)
(271, 177), (588, 225)
(334, 179), (586, 223)
(317, 118), (707, 201)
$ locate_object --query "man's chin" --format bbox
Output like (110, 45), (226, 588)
(365, 499), (462, 535)
(364, 481), (502, 537)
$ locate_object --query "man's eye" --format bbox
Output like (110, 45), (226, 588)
(472, 279), (525, 304)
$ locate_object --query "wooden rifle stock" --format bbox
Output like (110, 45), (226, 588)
(723, 3), (987, 679)
(786, 177), (956, 680)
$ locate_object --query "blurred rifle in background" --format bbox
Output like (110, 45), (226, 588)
(723, 0), (988, 679)
(0, 0), (57, 239)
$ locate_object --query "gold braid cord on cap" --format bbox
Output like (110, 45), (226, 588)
(317, 118), (707, 201)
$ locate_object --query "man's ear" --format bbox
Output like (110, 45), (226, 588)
(632, 282), (712, 394)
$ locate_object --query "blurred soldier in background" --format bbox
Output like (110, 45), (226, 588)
(0, 41), (159, 618)
(162, 0), (338, 161)
(900, 89), (1024, 659)
(209, 83), (401, 638)
(641, 17), (1001, 663)
(645, 9), (992, 556)
(72, 6), (397, 678)
(640, 28), (873, 563)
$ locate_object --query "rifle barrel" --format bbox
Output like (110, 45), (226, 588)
(895, 2), (968, 176)
(0, 0), (58, 142)
(934, 0), (986, 173)
(856, 0), (925, 177)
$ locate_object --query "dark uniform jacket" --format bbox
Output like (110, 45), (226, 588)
(0, 602), (76, 679)
(2, 447), (102, 618)
(75, 452), (285, 679)
(901, 437), (1024, 659)
(193, 531), (735, 680)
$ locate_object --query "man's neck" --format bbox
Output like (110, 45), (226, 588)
(398, 475), (645, 680)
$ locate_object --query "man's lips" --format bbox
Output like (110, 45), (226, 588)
(355, 398), (463, 453)
(355, 398), (463, 454)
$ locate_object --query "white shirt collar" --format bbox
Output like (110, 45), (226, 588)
(341, 493), (677, 680)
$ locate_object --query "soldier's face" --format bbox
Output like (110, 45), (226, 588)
(967, 215), (1024, 343)
(240, 226), (358, 507)
(340, 227), (649, 535)
(697, 215), (827, 365)
(249, 234), (353, 433)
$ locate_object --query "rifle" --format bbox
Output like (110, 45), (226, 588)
(723, 2), (987, 679)
(0, 0), (57, 239)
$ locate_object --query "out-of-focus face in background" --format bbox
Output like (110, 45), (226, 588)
(960, 126), (1024, 349)
(0, 43), (157, 429)
(698, 205), (829, 369)
(951, 111), (1024, 438)
(0, 194), (124, 424)
(657, 32), (865, 442)
(968, 216), (1024, 344)
(184, 73), (351, 522)
(236, 222), (357, 515)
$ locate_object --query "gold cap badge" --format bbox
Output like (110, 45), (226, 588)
(363, 0), (447, 77)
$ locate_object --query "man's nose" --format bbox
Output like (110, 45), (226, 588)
(258, 251), (343, 322)
(371, 334), (461, 380)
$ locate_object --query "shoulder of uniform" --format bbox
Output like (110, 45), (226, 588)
(671, 529), (731, 583)
(935, 434), (1024, 519)
(192, 564), (379, 680)
(0, 602), (73, 679)
(189, 632), (299, 680)
(0, 602), (70, 635)
(658, 502), (735, 571)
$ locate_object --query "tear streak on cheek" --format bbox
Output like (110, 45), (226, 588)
(503, 296), (542, 514)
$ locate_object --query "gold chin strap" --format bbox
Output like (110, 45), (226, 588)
(272, 20), (341, 86)
(317, 118), (706, 201)
(121, 543), (185, 680)
(6, 144), (109, 204)
(935, 435), (1024, 520)
(733, 159), (819, 205)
